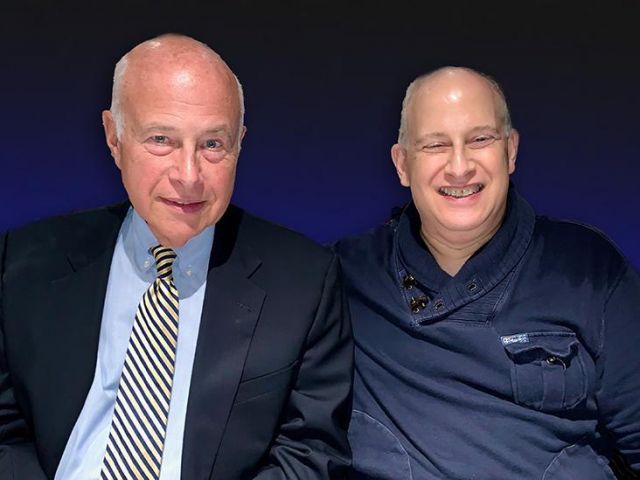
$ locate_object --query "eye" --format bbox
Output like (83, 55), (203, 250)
(204, 139), (222, 149)
(144, 134), (174, 156)
(151, 135), (169, 144)
(468, 135), (497, 148)
(201, 138), (229, 163)
(421, 142), (450, 153)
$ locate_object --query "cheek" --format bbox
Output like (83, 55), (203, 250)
(478, 152), (511, 177)
(203, 161), (237, 191)
(120, 158), (168, 198)
(408, 162), (441, 187)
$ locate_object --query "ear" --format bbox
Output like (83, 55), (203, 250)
(506, 128), (519, 175)
(237, 125), (247, 150)
(391, 143), (411, 187)
(102, 110), (122, 169)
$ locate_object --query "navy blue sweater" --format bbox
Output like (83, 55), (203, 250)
(336, 187), (640, 479)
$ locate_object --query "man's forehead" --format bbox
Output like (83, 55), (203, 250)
(128, 57), (227, 87)
(122, 55), (235, 106)
(414, 72), (497, 107)
(123, 36), (230, 88)
(409, 75), (500, 126)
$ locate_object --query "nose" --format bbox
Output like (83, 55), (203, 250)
(444, 143), (475, 181)
(170, 147), (201, 187)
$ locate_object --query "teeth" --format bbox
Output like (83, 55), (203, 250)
(439, 184), (483, 198)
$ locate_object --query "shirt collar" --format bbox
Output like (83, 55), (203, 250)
(122, 208), (215, 293)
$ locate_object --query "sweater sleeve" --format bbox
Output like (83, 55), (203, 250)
(596, 263), (640, 472)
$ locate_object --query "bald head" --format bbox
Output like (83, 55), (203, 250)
(398, 67), (511, 145)
(110, 34), (244, 141)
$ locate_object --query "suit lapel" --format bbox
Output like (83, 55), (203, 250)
(35, 204), (128, 474)
(181, 207), (265, 480)
(42, 249), (114, 471)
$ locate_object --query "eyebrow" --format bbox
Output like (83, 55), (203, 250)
(202, 127), (232, 137)
(139, 124), (178, 135)
(139, 124), (232, 137)
(413, 132), (449, 146)
(413, 125), (501, 145)
(468, 125), (501, 135)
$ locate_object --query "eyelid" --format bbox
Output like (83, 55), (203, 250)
(466, 135), (498, 149)
(202, 138), (224, 149)
(421, 142), (450, 151)
(475, 132), (499, 139)
(148, 134), (173, 144)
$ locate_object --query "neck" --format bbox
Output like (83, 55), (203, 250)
(420, 222), (502, 277)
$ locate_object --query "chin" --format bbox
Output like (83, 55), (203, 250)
(152, 222), (200, 248)
(174, 227), (205, 247)
(438, 210), (482, 227)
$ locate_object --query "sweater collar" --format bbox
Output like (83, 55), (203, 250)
(394, 183), (535, 323)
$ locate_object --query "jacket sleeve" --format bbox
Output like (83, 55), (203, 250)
(596, 263), (640, 473)
(253, 254), (353, 479)
(0, 233), (48, 479)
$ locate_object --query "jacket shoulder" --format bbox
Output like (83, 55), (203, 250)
(333, 222), (395, 276)
(4, 203), (127, 245)
(230, 206), (334, 270)
(1, 203), (128, 278)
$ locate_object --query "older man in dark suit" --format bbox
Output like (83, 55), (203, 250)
(0, 34), (352, 480)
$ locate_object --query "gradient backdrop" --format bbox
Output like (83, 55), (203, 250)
(2, 1), (639, 267)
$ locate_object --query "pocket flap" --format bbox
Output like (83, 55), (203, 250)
(501, 331), (589, 411)
(502, 332), (579, 360)
(234, 360), (299, 404)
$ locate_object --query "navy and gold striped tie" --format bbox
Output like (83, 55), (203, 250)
(101, 245), (179, 480)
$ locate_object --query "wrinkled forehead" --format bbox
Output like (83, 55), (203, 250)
(127, 47), (233, 90)
(121, 56), (240, 115)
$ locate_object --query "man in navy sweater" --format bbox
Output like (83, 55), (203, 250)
(336, 67), (640, 479)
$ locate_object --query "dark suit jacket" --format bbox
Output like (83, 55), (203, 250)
(0, 203), (353, 479)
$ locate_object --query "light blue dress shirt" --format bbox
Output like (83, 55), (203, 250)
(55, 208), (214, 480)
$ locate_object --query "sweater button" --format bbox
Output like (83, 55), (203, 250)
(409, 295), (429, 313)
(545, 356), (566, 369)
(402, 273), (416, 289)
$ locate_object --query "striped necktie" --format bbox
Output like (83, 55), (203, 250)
(101, 245), (179, 480)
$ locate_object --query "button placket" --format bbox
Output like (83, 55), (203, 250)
(398, 269), (430, 314)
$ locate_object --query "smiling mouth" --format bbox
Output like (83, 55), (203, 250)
(438, 184), (484, 198)
(161, 198), (206, 212)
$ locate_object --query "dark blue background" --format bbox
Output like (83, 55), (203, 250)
(2, 1), (639, 266)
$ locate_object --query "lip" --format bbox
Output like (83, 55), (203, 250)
(438, 183), (484, 199)
(160, 197), (206, 213)
(437, 184), (484, 206)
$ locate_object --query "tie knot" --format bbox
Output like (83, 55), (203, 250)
(150, 245), (177, 279)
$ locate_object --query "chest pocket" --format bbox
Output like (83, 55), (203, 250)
(502, 331), (592, 412)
